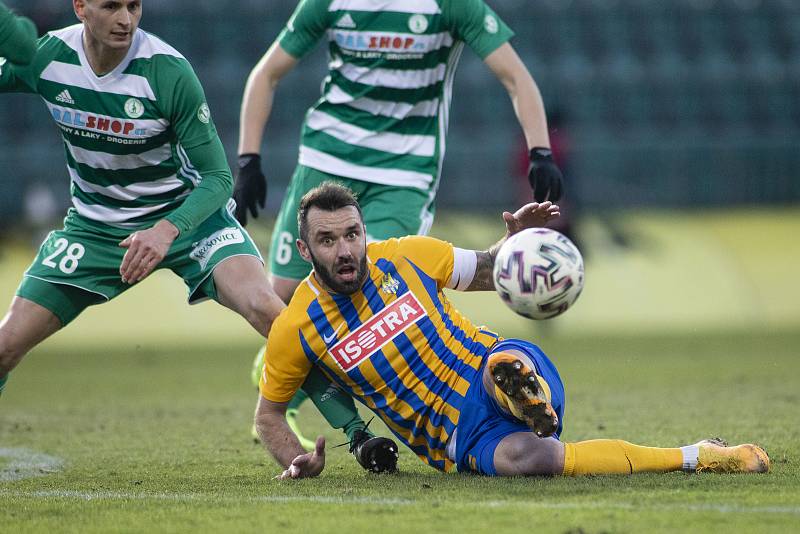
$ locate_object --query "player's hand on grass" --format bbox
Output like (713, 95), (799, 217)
(528, 147), (564, 202)
(502, 201), (560, 236)
(118, 220), (179, 284)
(233, 154), (267, 226)
(277, 436), (326, 480)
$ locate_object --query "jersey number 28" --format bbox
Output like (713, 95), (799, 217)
(42, 238), (85, 274)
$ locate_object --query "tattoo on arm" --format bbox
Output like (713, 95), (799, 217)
(465, 238), (507, 291)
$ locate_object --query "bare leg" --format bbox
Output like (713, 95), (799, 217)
(0, 297), (62, 377)
(213, 256), (285, 337)
(494, 432), (565, 476)
(268, 273), (303, 305)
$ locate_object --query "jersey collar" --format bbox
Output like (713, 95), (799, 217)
(77, 27), (142, 84)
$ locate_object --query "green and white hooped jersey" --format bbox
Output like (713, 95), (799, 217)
(280, 0), (513, 194)
(0, 24), (218, 229)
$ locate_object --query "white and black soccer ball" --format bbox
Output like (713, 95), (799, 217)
(493, 228), (584, 320)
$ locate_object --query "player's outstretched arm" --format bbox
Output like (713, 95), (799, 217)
(255, 395), (325, 479)
(234, 43), (298, 225)
(278, 437), (326, 481)
(485, 43), (563, 202)
(465, 202), (560, 291)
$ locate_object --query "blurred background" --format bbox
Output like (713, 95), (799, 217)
(0, 0), (798, 348)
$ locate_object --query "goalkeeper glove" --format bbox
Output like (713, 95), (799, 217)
(233, 154), (267, 226)
(527, 147), (563, 202)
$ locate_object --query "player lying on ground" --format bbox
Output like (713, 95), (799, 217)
(255, 181), (770, 478)
(0, 1), (288, 404)
(236, 0), (564, 452)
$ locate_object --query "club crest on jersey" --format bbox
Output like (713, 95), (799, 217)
(380, 272), (400, 295)
(484, 14), (499, 34)
(408, 14), (428, 34)
(329, 292), (426, 372)
(197, 103), (210, 124)
(124, 98), (144, 118)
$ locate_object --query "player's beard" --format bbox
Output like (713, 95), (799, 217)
(310, 252), (368, 295)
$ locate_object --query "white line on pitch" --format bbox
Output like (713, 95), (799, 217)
(0, 489), (798, 515)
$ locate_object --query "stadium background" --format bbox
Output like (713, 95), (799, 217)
(2, 0), (800, 216)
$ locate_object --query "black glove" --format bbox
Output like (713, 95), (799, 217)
(233, 153), (267, 226)
(527, 147), (563, 202)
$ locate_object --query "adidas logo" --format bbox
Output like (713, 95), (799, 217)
(55, 89), (75, 105)
(336, 13), (356, 29)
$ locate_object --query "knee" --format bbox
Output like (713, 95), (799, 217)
(494, 436), (563, 476)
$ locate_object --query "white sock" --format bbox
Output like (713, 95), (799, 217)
(680, 445), (699, 472)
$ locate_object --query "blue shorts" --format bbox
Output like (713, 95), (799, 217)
(451, 339), (565, 475)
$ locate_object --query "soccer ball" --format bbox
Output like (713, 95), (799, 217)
(493, 228), (584, 320)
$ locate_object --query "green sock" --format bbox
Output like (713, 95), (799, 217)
(302, 366), (371, 441)
(342, 415), (373, 442)
(0, 374), (7, 397)
(286, 388), (309, 412)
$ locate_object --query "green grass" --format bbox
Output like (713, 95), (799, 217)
(1, 330), (798, 533)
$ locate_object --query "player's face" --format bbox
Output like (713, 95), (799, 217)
(75, 0), (142, 51)
(298, 206), (369, 295)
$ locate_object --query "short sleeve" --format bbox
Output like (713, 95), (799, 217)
(259, 314), (313, 403)
(278, 0), (331, 59)
(443, 0), (514, 59)
(154, 56), (218, 149)
(393, 235), (456, 290)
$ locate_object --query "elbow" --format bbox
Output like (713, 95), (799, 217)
(253, 404), (274, 443)
(254, 398), (284, 439)
(253, 412), (268, 443)
(247, 62), (281, 93)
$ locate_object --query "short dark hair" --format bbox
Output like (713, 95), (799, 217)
(297, 181), (363, 242)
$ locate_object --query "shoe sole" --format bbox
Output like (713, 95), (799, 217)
(488, 354), (558, 437)
(359, 438), (399, 473)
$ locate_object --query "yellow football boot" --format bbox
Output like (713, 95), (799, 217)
(487, 352), (558, 437)
(696, 441), (770, 474)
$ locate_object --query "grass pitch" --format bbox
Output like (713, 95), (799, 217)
(1, 330), (798, 533)
(1, 208), (799, 532)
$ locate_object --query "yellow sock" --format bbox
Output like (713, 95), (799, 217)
(562, 440), (683, 476)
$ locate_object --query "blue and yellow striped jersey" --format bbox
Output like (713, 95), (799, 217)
(260, 236), (499, 471)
